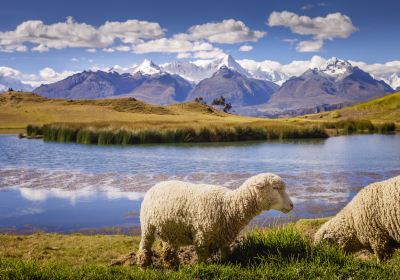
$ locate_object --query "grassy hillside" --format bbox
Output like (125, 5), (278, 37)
(0, 91), (396, 144)
(1, 91), (329, 142)
(2, 219), (400, 279)
(304, 91), (400, 123)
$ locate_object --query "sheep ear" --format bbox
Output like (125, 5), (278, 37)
(255, 182), (264, 189)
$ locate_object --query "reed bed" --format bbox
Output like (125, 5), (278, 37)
(26, 123), (328, 145)
(322, 119), (396, 134)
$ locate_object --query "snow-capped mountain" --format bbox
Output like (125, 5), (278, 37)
(262, 59), (394, 116)
(161, 54), (251, 83)
(187, 66), (278, 106)
(160, 61), (206, 83)
(318, 57), (353, 79)
(132, 59), (162, 75)
(34, 68), (193, 104)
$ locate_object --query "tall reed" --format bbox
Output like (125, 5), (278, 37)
(26, 123), (329, 145)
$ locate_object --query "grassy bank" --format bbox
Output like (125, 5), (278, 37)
(1, 219), (400, 279)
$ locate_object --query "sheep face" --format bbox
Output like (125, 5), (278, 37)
(253, 173), (293, 214)
(314, 217), (361, 251)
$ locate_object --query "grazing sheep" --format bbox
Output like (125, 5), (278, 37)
(314, 175), (400, 262)
(136, 173), (293, 267)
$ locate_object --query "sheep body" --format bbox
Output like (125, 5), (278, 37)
(137, 173), (293, 267)
(314, 175), (400, 262)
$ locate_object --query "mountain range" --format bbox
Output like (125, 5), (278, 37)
(28, 55), (397, 116)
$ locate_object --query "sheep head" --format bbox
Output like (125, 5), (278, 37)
(314, 215), (361, 251)
(248, 173), (293, 214)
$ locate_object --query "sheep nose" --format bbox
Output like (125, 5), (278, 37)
(289, 202), (294, 209)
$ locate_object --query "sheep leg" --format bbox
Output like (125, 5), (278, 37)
(161, 241), (179, 268)
(220, 246), (231, 262)
(195, 246), (209, 263)
(136, 225), (155, 267)
(370, 237), (390, 263)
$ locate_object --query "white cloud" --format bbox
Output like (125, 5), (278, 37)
(176, 52), (191, 59)
(192, 48), (226, 59)
(239, 45), (253, 52)
(296, 39), (324, 52)
(238, 55), (327, 78)
(71, 57), (79, 62)
(86, 48), (97, 53)
(268, 11), (357, 52)
(175, 19), (266, 44)
(102, 48), (115, 53)
(115, 45), (131, 52)
(133, 38), (215, 54)
(0, 17), (165, 53)
(0, 66), (21, 77)
(99, 19), (165, 44)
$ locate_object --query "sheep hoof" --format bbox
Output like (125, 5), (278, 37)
(136, 249), (153, 267)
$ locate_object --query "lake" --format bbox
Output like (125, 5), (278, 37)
(0, 134), (399, 233)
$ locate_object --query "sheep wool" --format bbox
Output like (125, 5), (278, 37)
(314, 175), (400, 262)
(136, 173), (293, 267)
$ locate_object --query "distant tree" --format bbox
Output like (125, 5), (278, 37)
(211, 96), (226, 106)
(194, 97), (207, 105)
(223, 103), (232, 113)
(8, 88), (13, 92)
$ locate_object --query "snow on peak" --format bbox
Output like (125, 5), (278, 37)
(212, 54), (250, 77)
(319, 57), (353, 77)
(133, 59), (161, 75)
(388, 73), (400, 90)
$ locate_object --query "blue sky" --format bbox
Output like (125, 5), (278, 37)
(0, 0), (399, 83)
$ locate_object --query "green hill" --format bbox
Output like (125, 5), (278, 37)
(306, 91), (400, 123)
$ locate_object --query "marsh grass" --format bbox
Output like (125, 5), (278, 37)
(1, 224), (400, 280)
(26, 123), (328, 145)
(323, 119), (396, 134)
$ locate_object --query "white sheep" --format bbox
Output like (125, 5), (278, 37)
(136, 173), (293, 267)
(314, 175), (400, 262)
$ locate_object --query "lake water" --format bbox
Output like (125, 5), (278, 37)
(0, 134), (399, 233)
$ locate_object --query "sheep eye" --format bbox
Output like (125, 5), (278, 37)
(273, 186), (280, 190)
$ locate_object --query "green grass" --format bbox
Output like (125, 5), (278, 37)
(305, 91), (400, 124)
(1, 220), (400, 279)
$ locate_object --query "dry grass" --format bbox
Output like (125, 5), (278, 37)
(0, 233), (141, 267)
(0, 91), (295, 130)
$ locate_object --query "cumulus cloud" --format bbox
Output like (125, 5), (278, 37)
(350, 60), (400, 87)
(239, 45), (253, 52)
(268, 11), (358, 52)
(192, 48), (226, 59)
(0, 65), (77, 88)
(0, 16), (165, 53)
(98, 19), (165, 44)
(133, 38), (214, 53)
(296, 39), (324, 52)
(175, 19), (265, 44)
(238, 55), (327, 78)
(132, 38), (225, 59)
